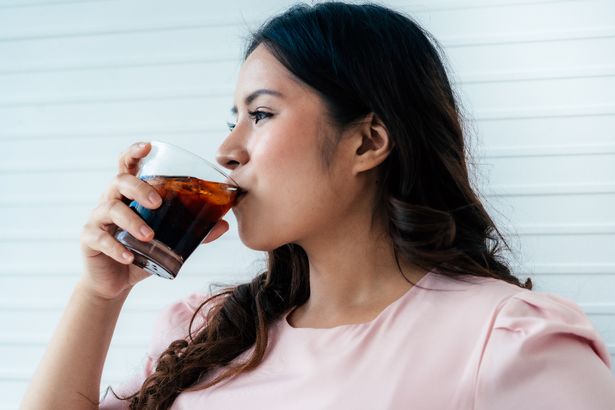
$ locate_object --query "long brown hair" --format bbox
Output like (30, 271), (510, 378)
(105, 2), (531, 408)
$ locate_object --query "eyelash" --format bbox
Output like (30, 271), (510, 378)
(227, 110), (272, 131)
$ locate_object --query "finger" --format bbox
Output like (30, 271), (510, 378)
(90, 199), (156, 242)
(101, 172), (163, 207)
(118, 141), (152, 175)
(202, 219), (230, 244)
(81, 224), (134, 264)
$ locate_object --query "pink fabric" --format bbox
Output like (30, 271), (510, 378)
(100, 270), (615, 409)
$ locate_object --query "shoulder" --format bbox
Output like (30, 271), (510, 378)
(472, 286), (615, 409)
(422, 271), (612, 365)
(488, 289), (612, 367)
(422, 270), (533, 319)
(147, 291), (225, 356)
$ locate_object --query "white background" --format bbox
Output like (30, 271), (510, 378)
(1, 0), (614, 408)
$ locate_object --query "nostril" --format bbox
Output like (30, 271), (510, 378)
(226, 160), (240, 169)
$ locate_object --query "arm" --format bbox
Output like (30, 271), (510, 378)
(20, 280), (132, 410)
(20, 142), (156, 409)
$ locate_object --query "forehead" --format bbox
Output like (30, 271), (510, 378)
(234, 45), (306, 103)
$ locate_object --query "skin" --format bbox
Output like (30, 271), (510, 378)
(20, 44), (430, 408)
(217, 45), (429, 328)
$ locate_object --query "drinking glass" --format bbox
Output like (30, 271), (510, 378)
(113, 141), (240, 279)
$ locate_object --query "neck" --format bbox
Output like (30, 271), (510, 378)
(290, 213), (428, 327)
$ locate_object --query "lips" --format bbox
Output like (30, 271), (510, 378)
(234, 190), (247, 206)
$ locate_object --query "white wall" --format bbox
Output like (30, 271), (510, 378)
(1, 0), (614, 408)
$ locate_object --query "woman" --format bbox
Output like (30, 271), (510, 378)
(21, 2), (615, 409)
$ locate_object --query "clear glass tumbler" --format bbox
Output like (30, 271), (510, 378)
(113, 141), (240, 279)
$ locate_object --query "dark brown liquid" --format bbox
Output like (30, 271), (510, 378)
(124, 175), (239, 261)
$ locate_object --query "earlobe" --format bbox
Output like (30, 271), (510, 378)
(352, 114), (392, 175)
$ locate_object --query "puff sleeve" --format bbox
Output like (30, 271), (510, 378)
(99, 292), (210, 409)
(474, 291), (615, 410)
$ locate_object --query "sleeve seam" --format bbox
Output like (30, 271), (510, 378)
(470, 290), (528, 410)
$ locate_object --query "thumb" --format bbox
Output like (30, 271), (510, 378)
(202, 219), (230, 244)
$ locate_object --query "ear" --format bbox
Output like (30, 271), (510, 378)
(351, 113), (393, 176)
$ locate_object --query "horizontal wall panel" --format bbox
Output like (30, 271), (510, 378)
(2, 114), (614, 146)
(3, 1), (615, 406)
(3, 19), (615, 76)
(484, 193), (615, 227)
(0, 61), (239, 103)
(0, 309), (155, 348)
(0, 382), (26, 409)
(588, 315), (615, 342)
(4, 72), (615, 114)
(0, 0), (103, 8)
(3, 156), (613, 200)
(2, 96), (613, 137)
(1, 344), (149, 381)
(5, 222), (615, 244)
(4, 0), (608, 41)
(0, 235), (263, 272)
(516, 234), (615, 265)
(530, 274), (615, 304)
(0, 202), (242, 242)
(480, 154), (615, 186)
(0, 25), (244, 73)
(446, 37), (615, 76)
(474, 115), (615, 147)
(5, 63), (615, 106)
(406, 1), (615, 41)
(0, 0), (288, 38)
(4, 137), (614, 171)
(0, 96), (231, 135)
(0, 134), (226, 170)
(0, 235), (259, 277)
(2, 234), (613, 277)
(6, 193), (615, 242)
(461, 76), (615, 113)
(0, 272), (254, 308)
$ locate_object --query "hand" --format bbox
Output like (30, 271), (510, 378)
(78, 142), (230, 300)
(78, 142), (157, 299)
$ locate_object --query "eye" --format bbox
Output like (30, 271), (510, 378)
(248, 110), (273, 124)
(226, 111), (237, 131)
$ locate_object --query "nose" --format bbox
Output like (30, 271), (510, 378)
(216, 132), (249, 172)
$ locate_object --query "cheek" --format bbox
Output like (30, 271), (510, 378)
(251, 122), (324, 187)
(236, 151), (328, 250)
(236, 117), (341, 249)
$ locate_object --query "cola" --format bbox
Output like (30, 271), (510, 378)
(114, 175), (240, 279)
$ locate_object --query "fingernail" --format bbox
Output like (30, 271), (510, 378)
(140, 225), (153, 237)
(149, 192), (161, 205)
(123, 251), (133, 261)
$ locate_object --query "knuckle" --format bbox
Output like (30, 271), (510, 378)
(113, 173), (125, 186)
(96, 228), (108, 241)
(98, 191), (107, 203)
(118, 148), (131, 165)
(107, 198), (122, 214)
(113, 242), (126, 256)
(94, 200), (109, 214)
(79, 224), (91, 242)
(105, 236), (120, 254)
(94, 230), (108, 247)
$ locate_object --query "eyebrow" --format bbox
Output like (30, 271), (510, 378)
(231, 89), (283, 114)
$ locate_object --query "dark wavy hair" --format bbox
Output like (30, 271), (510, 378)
(104, 2), (532, 408)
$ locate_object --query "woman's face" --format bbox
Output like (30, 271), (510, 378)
(216, 44), (361, 251)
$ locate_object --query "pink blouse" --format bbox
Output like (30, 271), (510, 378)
(100, 269), (615, 409)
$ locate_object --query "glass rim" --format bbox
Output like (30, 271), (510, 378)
(148, 140), (239, 188)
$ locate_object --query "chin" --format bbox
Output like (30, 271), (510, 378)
(237, 231), (281, 252)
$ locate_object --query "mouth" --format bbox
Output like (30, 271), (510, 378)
(234, 190), (247, 206)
